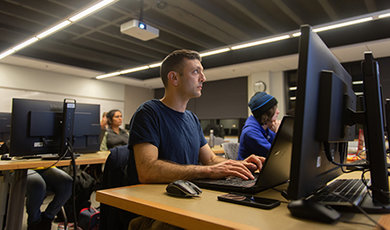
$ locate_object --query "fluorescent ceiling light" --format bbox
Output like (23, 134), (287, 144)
(379, 13), (390, 18)
(96, 71), (121, 79)
(13, 37), (39, 51)
(37, 20), (71, 39)
(120, 66), (149, 74)
(231, 35), (290, 50)
(149, 62), (161, 68)
(0, 49), (16, 59)
(69, 0), (116, 22)
(290, 97), (296, 101)
(200, 48), (230, 57)
(0, 0), (116, 61)
(352, 81), (363, 85)
(289, 86), (297, 91)
(313, 17), (373, 33)
(355, 92), (364, 96)
(292, 32), (301, 37)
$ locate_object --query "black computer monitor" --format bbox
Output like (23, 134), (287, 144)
(0, 112), (11, 143)
(386, 99), (390, 144)
(287, 25), (390, 211)
(10, 98), (101, 157)
(287, 25), (357, 200)
(361, 52), (389, 206)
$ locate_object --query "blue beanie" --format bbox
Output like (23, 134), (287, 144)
(248, 92), (278, 116)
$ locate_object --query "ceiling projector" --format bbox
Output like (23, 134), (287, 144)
(120, 19), (159, 41)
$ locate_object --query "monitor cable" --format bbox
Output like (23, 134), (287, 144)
(361, 169), (390, 208)
(26, 149), (70, 176)
(322, 142), (368, 172)
(330, 191), (386, 230)
(66, 138), (78, 230)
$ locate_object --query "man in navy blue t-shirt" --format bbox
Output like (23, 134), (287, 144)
(127, 49), (265, 185)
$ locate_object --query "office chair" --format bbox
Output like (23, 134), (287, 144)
(222, 143), (240, 160)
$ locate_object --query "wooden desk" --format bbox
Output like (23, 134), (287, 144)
(0, 151), (109, 171)
(96, 172), (387, 230)
(0, 151), (109, 230)
(211, 145), (225, 155)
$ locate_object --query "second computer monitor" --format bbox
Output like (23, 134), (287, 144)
(287, 25), (356, 200)
(0, 112), (11, 143)
(10, 98), (101, 157)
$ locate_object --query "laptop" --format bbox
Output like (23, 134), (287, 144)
(192, 115), (294, 194)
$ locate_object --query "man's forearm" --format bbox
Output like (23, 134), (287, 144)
(137, 159), (212, 183)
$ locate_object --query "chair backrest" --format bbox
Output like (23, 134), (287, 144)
(214, 137), (225, 146)
(222, 142), (240, 160)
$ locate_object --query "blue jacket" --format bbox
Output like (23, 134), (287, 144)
(238, 115), (275, 160)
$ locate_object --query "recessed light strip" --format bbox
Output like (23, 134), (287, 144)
(0, 0), (117, 60)
(200, 48), (231, 57)
(36, 21), (72, 39)
(313, 17), (373, 33)
(69, 0), (116, 22)
(231, 35), (290, 50)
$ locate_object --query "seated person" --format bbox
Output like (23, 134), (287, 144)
(237, 92), (280, 160)
(127, 49), (265, 229)
(100, 109), (129, 150)
(26, 167), (73, 230)
(99, 111), (108, 144)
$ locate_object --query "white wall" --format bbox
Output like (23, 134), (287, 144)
(124, 85), (154, 125)
(247, 71), (286, 118)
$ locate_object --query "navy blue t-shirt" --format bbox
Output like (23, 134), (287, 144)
(127, 99), (207, 184)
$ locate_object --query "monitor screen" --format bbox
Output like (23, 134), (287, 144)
(0, 112), (11, 143)
(10, 98), (101, 157)
(287, 25), (356, 200)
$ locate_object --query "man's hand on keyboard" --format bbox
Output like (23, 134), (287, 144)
(243, 154), (266, 172)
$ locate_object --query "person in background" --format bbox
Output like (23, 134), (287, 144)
(26, 168), (73, 230)
(100, 109), (128, 150)
(99, 111), (108, 144)
(100, 111), (108, 130)
(237, 92), (280, 160)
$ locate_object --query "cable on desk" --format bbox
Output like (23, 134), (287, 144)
(330, 191), (386, 230)
(26, 152), (70, 176)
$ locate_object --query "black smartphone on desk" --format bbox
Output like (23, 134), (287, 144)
(218, 193), (280, 209)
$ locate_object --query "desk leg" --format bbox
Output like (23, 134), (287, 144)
(0, 174), (9, 230)
(5, 169), (27, 230)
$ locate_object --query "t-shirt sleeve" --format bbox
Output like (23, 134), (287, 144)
(128, 104), (160, 148)
(198, 120), (207, 148)
(190, 112), (207, 148)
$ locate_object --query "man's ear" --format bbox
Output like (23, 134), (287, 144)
(168, 71), (179, 87)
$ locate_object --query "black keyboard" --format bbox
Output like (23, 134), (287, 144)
(310, 179), (369, 207)
(194, 173), (259, 188)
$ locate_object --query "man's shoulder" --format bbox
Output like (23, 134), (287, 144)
(140, 99), (160, 108)
(136, 99), (162, 113)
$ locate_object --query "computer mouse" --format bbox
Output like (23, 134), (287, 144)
(1, 153), (12, 160)
(166, 180), (202, 198)
(287, 199), (341, 223)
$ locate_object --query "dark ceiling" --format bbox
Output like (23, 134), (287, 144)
(1, 0), (390, 80)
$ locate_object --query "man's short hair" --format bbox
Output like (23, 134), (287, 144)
(160, 49), (201, 87)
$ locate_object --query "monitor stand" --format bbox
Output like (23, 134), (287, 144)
(359, 193), (390, 213)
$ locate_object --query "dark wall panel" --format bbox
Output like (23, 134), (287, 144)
(154, 77), (248, 119)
